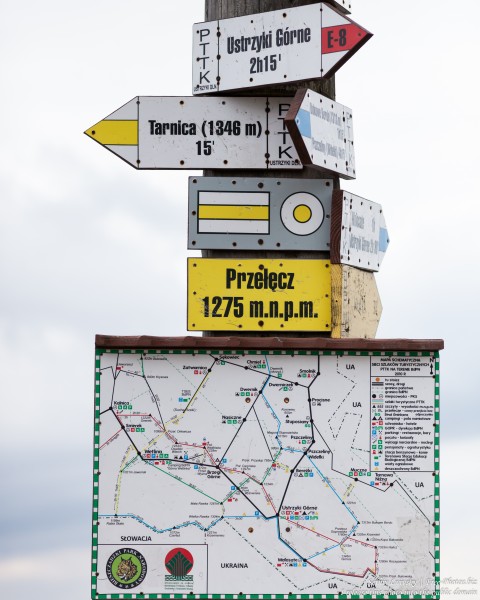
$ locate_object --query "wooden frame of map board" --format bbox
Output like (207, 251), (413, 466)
(93, 336), (443, 600)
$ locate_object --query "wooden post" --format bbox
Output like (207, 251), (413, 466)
(204, 0), (335, 101)
(203, 0), (338, 338)
(203, 0), (335, 174)
(201, 1), (381, 338)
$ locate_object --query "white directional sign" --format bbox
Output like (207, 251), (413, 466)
(286, 88), (355, 179)
(192, 3), (371, 94)
(85, 97), (301, 170)
(331, 190), (390, 271)
(188, 176), (333, 251)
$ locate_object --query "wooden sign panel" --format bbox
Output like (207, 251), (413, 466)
(84, 96), (301, 170)
(93, 335), (441, 599)
(331, 264), (382, 338)
(331, 190), (389, 271)
(187, 258), (331, 332)
(188, 176), (333, 251)
(192, 3), (370, 94)
(285, 88), (355, 179)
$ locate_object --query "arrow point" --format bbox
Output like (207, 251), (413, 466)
(84, 118), (138, 147)
(84, 120), (102, 142)
(356, 25), (371, 42)
(379, 226), (389, 253)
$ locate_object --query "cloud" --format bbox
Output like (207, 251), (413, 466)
(0, 1), (479, 598)
(0, 547), (90, 600)
(440, 438), (480, 588)
(0, 547), (88, 582)
(0, 451), (92, 558)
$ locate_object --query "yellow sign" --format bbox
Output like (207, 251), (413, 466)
(188, 258), (331, 332)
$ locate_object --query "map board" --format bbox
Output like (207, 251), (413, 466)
(286, 89), (355, 179)
(93, 337), (441, 599)
(85, 96), (301, 170)
(188, 177), (333, 251)
(192, 3), (370, 94)
(187, 258), (331, 332)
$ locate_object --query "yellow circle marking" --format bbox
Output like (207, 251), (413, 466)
(293, 204), (312, 223)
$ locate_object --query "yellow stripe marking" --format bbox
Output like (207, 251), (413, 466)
(84, 120), (138, 145)
(198, 205), (269, 220)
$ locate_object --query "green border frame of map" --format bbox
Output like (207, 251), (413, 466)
(91, 349), (441, 600)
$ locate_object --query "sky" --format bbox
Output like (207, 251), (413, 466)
(0, 0), (479, 598)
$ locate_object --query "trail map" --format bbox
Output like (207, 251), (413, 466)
(92, 349), (440, 599)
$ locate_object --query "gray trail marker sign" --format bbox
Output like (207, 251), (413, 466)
(331, 190), (390, 271)
(188, 176), (333, 251)
(192, 3), (371, 94)
(286, 88), (355, 179)
(84, 96), (301, 170)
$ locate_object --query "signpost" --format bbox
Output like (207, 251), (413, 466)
(85, 0), (443, 600)
(188, 176), (333, 251)
(87, 2), (444, 597)
(93, 335), (442, 599)
(187, 258), (331, 331)
(285, 88), (355, 178)
(331, 190), (389, 271)
(192, 3), (371, 94)
(85, 96), (301, 170)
